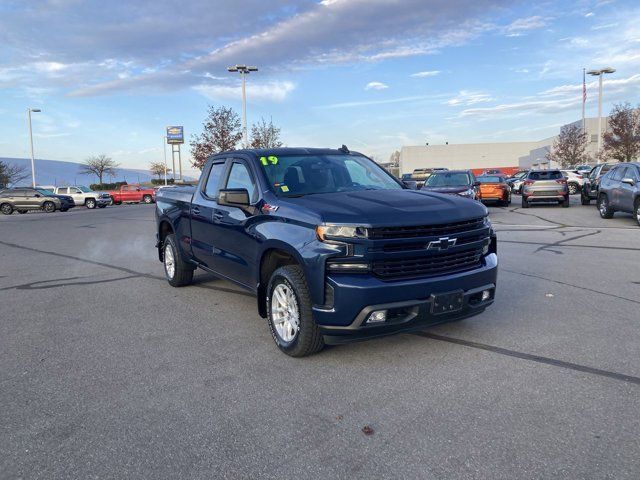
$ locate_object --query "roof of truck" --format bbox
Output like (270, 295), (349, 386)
(212, 147), (364, 158)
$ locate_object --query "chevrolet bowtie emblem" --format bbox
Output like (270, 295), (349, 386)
(427, 237), (457, 251)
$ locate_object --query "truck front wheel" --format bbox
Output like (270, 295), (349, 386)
(267, 265), (324, 357)
(163, 234), (194, 287)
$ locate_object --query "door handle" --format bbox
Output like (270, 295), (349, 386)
(192, 207), (201, 215)
(213, 211), (224, 221)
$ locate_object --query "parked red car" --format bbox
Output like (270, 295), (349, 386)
(107, 184), (155, 205)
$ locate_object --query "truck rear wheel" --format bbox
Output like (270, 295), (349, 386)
(163, 234), (194, 287)
(267, 265), (324, 357)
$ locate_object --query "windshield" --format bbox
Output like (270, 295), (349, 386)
(259, 154), (402, 197)
(425, 172), (470, 187)
(78, 186), (92, 192)
(477, 176), (504, 183)
(36, 188), (54, 195)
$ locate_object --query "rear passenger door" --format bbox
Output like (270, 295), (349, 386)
(212, 159), (260, 288)
(607, 166), (625, 208)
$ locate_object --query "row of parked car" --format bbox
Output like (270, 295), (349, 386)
(403, 162), (640, 225)
(0, 184), (157, 215)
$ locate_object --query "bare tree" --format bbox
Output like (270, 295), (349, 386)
(388, 150), (400, 166)
(602, 103), (640, 162)
(250, 117), (283, 149)
(149, 161), (170, 179)
(190, 106), (242, 170)
(79, 155), (119, 184)
(546, 124), (590, 168)
(0, 161), (30, 188)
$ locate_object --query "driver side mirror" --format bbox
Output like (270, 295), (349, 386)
(34, 194), (41, 198)
(474, 181), (481, 187)
(621, 177), (636, 186)
(402, 180), (418, 190)
(218, 188), (250, 207)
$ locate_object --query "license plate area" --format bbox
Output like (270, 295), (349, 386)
(430, 291), (464, 315)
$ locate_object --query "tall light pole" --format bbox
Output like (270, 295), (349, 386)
(27, 108), (41, 187)
(227, 65), (258, 147)
(587, 67), (615, 161)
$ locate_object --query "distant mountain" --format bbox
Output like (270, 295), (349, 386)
(0, 157), (194, 186)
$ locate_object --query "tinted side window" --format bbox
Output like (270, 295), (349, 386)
(610, 167), (626, 181)
(204, 162), (226, 199)
(629, 166), (640, 181)
(226, 162), (257, 202)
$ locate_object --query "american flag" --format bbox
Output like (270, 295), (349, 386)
(583, 68), (587, 104)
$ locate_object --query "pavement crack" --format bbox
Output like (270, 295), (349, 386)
(413, 332), (640, 386)
(501, 267), (640, 306)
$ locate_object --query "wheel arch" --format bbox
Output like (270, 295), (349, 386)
(157, 219), (175, 261)
(257, 244), (305, 318)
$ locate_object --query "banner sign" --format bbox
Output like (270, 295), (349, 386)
(166, 126), (184, 144)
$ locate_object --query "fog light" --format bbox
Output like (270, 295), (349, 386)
(482, 244), (489, 255)
(481, 290), (491, 301)
(367, 310), (387, 323)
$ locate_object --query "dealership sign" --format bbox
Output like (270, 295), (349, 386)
(166, 126), (184, 144)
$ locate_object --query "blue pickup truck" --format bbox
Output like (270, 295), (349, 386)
(155, 147), (498, 356)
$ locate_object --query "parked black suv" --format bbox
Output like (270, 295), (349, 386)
(581, 163), (615, 205)
(596, 162), (640, 226)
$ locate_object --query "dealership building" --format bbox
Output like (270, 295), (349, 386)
(399, 117), (609, 174)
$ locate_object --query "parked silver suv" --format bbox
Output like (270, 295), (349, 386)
(597, 162), (640, 226)
(521, 170), (570, 208)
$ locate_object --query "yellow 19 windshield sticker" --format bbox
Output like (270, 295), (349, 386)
(260, 155), (279, 166)
(281, 185), (289, 192)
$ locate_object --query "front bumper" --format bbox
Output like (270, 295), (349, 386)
(523, 189), (567, 201)
(96, 197), (111, 206)
(314, 253), (498, 344)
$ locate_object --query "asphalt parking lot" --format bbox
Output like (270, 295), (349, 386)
(1, 196), (639, 479)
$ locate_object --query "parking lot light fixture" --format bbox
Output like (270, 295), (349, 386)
(27, 108), (42, 187)
(227, 65), (259, 148)
(587, 67), (616, 160)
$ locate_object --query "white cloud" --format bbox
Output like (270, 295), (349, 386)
(445, 90), (493, 106)
(585, 12), (594, 17)
(592, 22), (618, 30)
(410, 70), (441, 78)
(365, 81), (388, 90)
(193, 80), (295, 102)
(505, 15), (547, 34)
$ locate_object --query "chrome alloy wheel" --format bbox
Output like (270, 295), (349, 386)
(636, 204), (640, 225)
(164, 243), (176, 279)
(271, 283), (300, 343)
(599, 197), (608, 216)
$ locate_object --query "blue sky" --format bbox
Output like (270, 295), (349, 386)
(1, 0), (639, 175)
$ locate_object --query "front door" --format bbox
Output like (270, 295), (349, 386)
(619, 166), (638, 212)
(68, 187), (85, 205)
(190, 160), (228, 269)
(212, 159), (260, 288)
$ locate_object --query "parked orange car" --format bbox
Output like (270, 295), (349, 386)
(477, 175), (511, 206)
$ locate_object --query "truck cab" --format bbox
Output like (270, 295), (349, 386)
(108, 184), (155, 205)
(155, 147), (498, 357)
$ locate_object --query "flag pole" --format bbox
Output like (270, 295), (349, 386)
(582, 68), (586, 135)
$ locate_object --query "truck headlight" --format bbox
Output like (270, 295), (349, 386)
(460, 189), (474, 197)
(316, 225), (368, 241)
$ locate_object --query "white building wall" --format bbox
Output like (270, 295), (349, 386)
(400, 142), (540, 174)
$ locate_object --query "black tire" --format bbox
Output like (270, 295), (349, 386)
(634, 199), (640, 227)
(60, 208), (69, 212)
(266, 265), (324, 357)
(521, 197), (529, 209)
(142, 195), (153, 204)
(568, 183), (579, 195)
(98, 204), (107, 208)
(1, 203), (14, 215)
(163, 234), (194, 287)
(581, 193), (590, 205)
(43, 201), (56, 213)
(18, 210), (28, 214)
(597, 194), (614, 219)
(562, 195), (570, 208)
(86, 198), (96, 209)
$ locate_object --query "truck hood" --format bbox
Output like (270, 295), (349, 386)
(279, 189), (486, 226)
